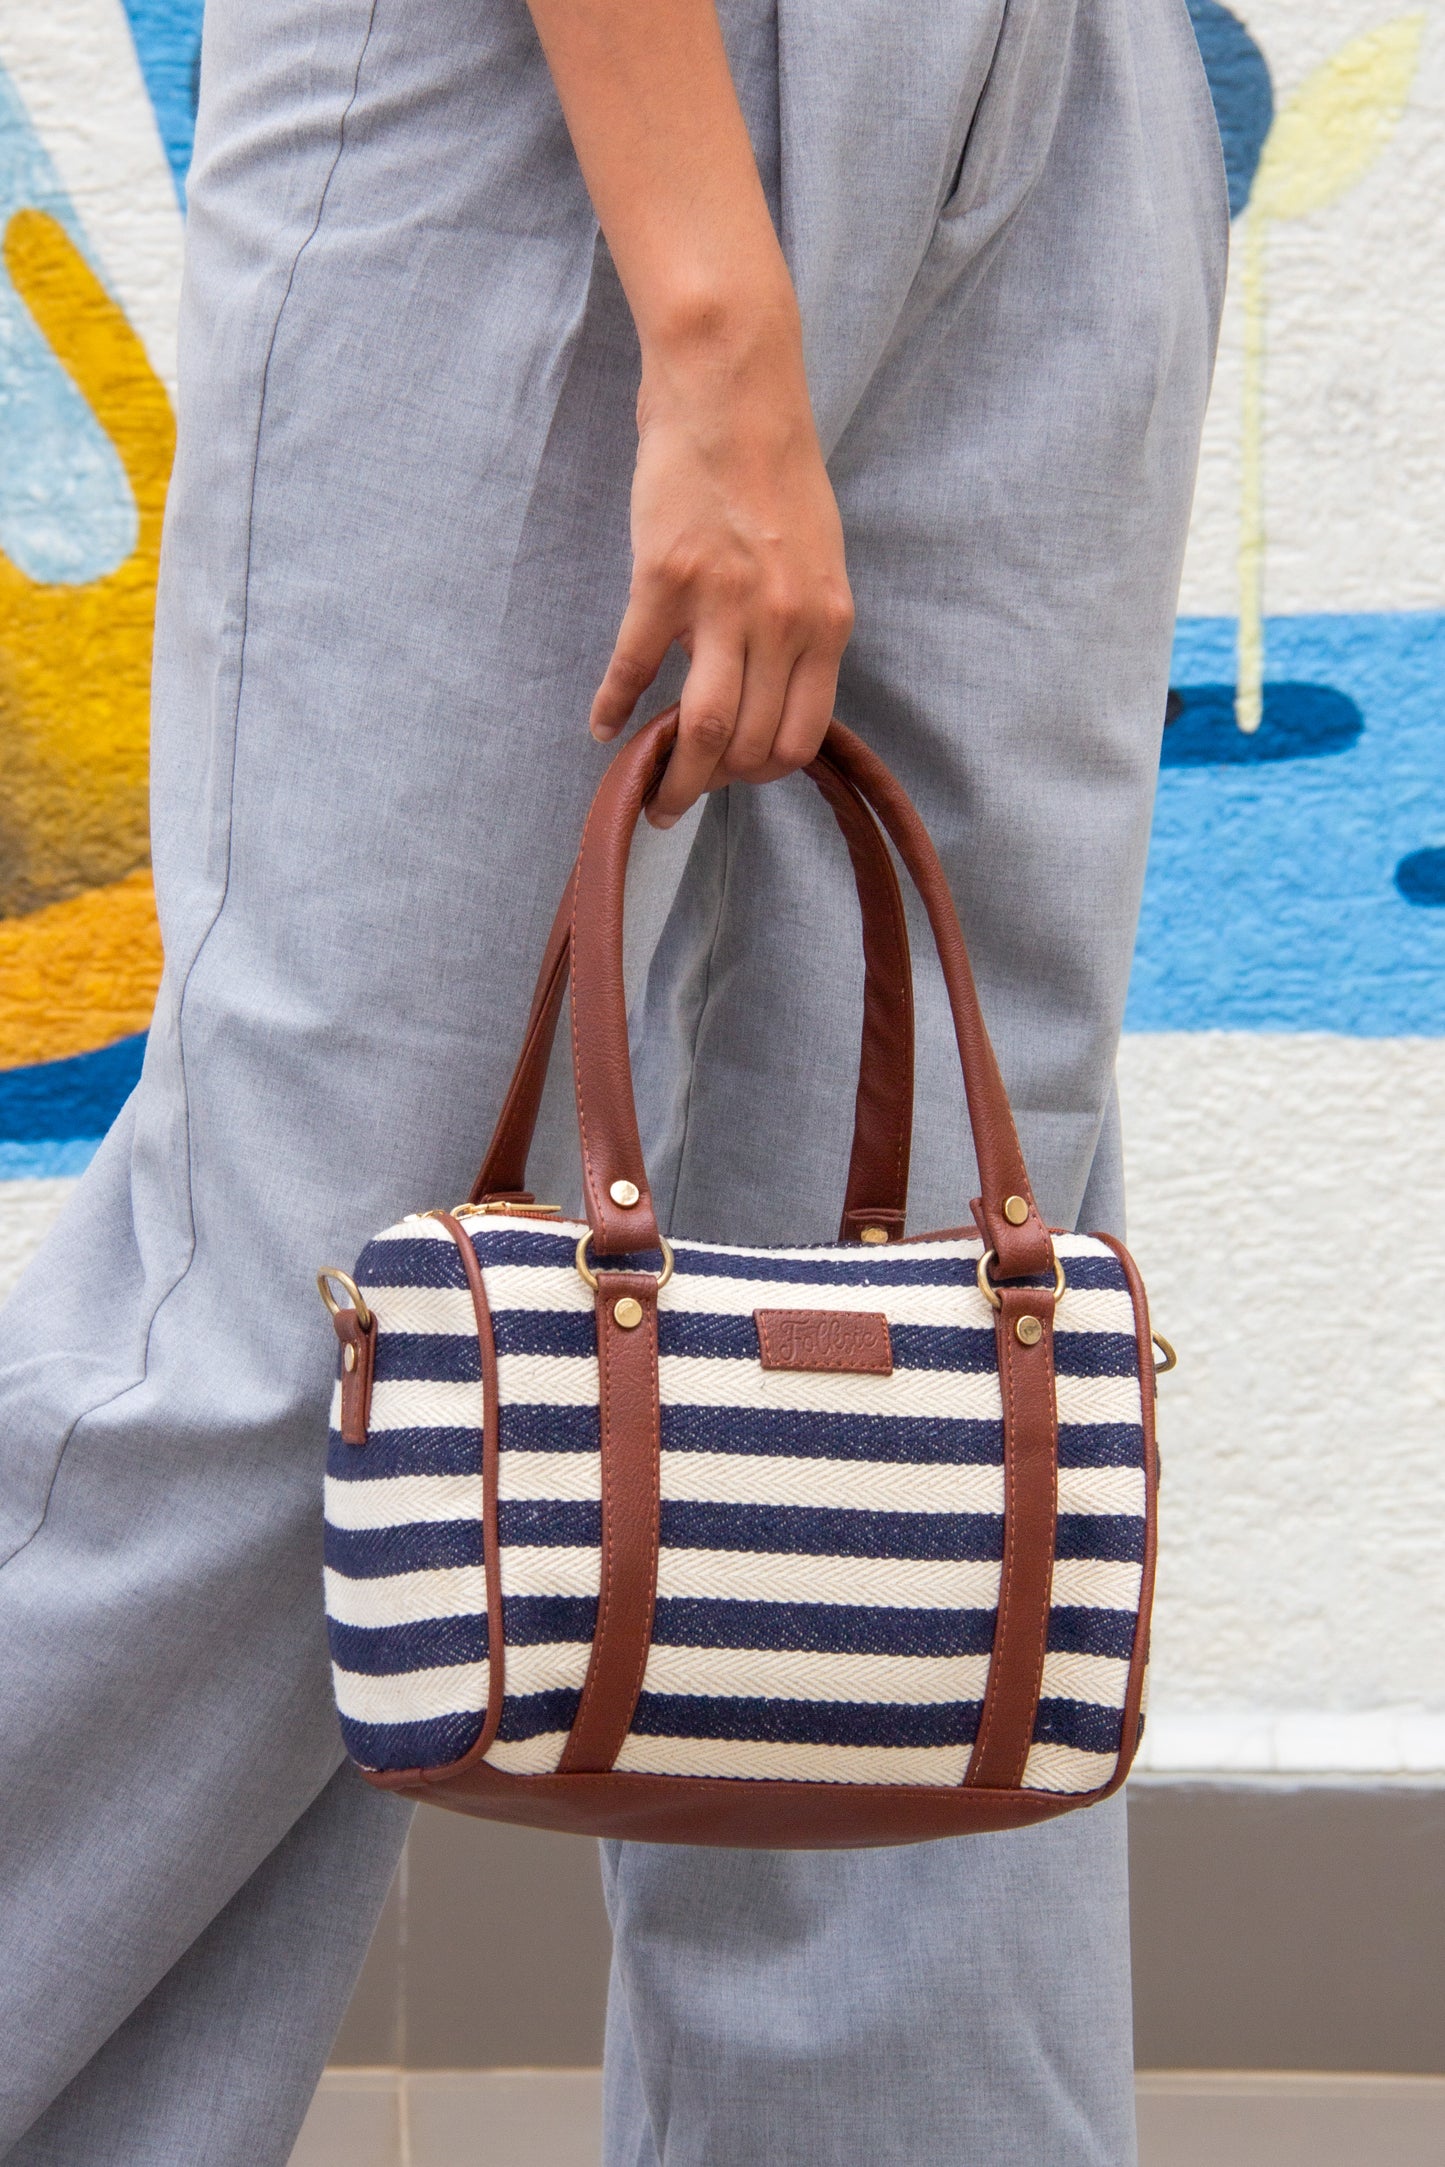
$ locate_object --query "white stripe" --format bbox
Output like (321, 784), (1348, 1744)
(333, 1661), (488, 1725)
(1056, 1377), (1144, 1427)
(367, 1380), (484, 1431)
(1020, 1741), (1117, 1794)
(1056, 1467), (1146, 1515)
(658, 1453), (1005, 1515)
(654, 1548), (1003, 1611)
(368, 1217), (458, 1247)
(497, 1452), (601, 1503)
(1038, 1652), (1133, 1710)
(323, 1565), (488, 1628)
(1048, 1559), (1142, 1609)
(637, 1644), (992, 1706)
(612, 1733), (974, 1786)
(496, 1546), (603, 1599)
(359, 1286), (477, 1334)
(324, 1473), (482, 1530)
(499, 1353), (1000, 1417)
(505, 1640), (593, 1696)
(485, 1731), (569, 1776)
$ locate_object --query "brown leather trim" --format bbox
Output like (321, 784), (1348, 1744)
(964, 1282), (1059, 1790)
(469, 874), (576, 1203)
(414, 1214), (506, 1768)
(808, 759), (913, 1240)
(331, 1308), (375, 1446)
(755, 1309), (893, 1376)
(1092, 1231), (1161, 1798)
(362, 1758), (1104, 1849)
(557, 1275), (661, 1773)
(470, 749), (917, 1234)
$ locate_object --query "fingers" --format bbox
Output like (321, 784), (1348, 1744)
(646, 635), (744, 827)
(589, 595), (672, 743)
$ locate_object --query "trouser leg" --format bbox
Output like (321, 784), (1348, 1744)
(602, 3), (1224, 2162)
(6, 1770), (409, 2167)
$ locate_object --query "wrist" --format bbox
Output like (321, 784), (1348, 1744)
(637, 282), (811, 422)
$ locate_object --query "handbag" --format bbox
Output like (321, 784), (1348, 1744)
(317, 711), (1164, 1847)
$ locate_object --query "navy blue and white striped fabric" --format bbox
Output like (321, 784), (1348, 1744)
(324, 1213), (1149, 1792)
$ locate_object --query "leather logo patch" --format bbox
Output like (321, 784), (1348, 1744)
(754, 1309), (893, 1376)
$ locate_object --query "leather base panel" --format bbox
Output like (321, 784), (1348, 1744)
(361, 1762), (1099, 1849)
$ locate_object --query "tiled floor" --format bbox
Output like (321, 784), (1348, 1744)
(291, 2069), (1445, 2166)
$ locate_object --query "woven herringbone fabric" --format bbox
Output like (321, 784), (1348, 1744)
(324, 1214), (1149, 1794)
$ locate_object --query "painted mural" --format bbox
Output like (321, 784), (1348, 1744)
(0, 3), (1442, 1771)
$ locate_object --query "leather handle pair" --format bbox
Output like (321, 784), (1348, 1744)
(479, 710), (1052, 1280)
(472, 718), (915, 1242)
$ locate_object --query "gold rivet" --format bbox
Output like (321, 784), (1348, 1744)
(613, 1296), (644, 1329)
(859, 1225), (889, 1245)
(1003, 1195), (1030, 1226)
(343, 1343), (357, 1372)
(609, 1178), (641, 1208)
(1015, 1314), (1043, 1347)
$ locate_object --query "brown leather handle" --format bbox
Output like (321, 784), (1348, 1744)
(565, 711), (1053, 1277)
(471, 728), (915, 1241)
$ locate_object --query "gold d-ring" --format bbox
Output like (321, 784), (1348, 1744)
(1152, 1331), (1178, 1374)
(317, 1268), (371, 1332)
(575, 1232), (674, 1294)
(976, 1248), (1066, 1313)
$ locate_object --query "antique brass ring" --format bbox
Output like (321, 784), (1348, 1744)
(976, 1248), (1066, 1314)
(317, 1268), (371, 1332)
(575, 1231), (675, 1294)
(1152, 1331), (1178, 1374)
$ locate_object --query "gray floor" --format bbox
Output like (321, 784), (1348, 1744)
(291, 2069), (1445, 2167)
(331, 1786), (1445, 2075)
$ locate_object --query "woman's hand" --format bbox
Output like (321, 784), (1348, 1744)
(590, 310), (853, 827)
(522, 0), (853, 825)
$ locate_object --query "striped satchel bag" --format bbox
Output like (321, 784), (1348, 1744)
(317, 712), (1164, 1847)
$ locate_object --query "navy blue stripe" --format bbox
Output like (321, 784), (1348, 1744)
(324, 1519), (485, 1577)
(661, 1407), (1005, 1464)
(1032, 1697), (1125, 1756)
(496, 1687), (582, 1741)
(1052, 1334), (1140, 1379)
(497, 1404), (1006, 1465)
(327, 1426), (481, 1479)
(630, 1692), (982, 1749)
(498, 1498), (601, 1547)
(339, 1708), (482, 1772)
(658, 1500), (1003, 1562)
(650, 1596), (997, 1658)
(1055, 1423), (1145, 1468)
(503, 1594), (599, 1646)
(355, 1237), (469, 1289)
(498, 1405), (601, 1452)
(373, 1332), (481, 1384)
(328, 1615), (489, 1676)
(1054, 1512), (1147, 1563)
(1047, 1607), (1140, 1659)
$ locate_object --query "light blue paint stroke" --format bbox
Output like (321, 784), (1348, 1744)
(0, 1140), (97, 1178)
(0, 62), (137, 585)
(121, 0), (205, 206)
(1127, 612), (1445, 1036)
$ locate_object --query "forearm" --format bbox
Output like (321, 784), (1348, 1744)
(522, 0), (799, 362)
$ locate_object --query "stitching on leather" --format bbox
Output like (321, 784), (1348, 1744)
(619, 1293), (661, 1729)
(970, 1312), (1020, 1776)
(565, 1288), (617, 1770)
(1015, 1303), (1056, 1784)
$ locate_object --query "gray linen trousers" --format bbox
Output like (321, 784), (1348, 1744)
(0, 0), (1224, 2159)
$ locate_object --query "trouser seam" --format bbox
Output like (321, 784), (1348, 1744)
(662, 792), (734, 1232)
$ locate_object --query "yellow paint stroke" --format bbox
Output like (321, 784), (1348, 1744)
(0, 868), (163, 1067)
(1235, 14), (1425, 732)
(0, 207), (173, 917)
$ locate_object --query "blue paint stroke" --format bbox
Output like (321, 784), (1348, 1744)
(1395, 848), (1445, 908)
(0, 63), (137, 583)
(0, 1033), (146, 1145)
(1129, 614), (1445, 1036)
(0, 1140), (101, 1178)
(120, 0), (206, 205)
(1186, 0), (1273, 218)
(1162, 682), (1363, 765)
